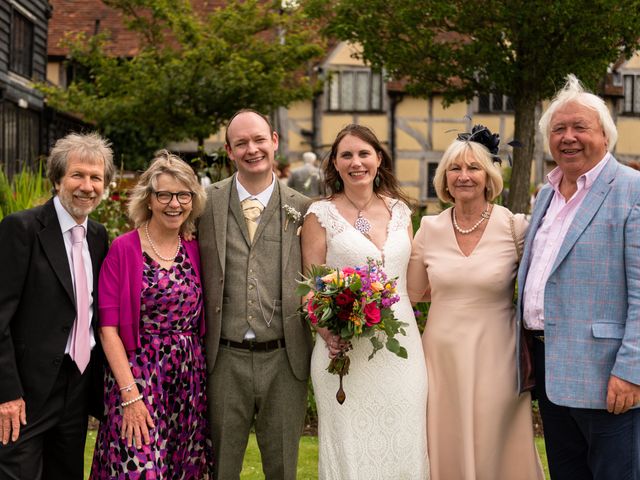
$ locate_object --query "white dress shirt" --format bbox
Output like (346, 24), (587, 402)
(54, 196), (96, 351)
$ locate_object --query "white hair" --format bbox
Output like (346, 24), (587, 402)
(302, 151), (317, 165)
(539, 74), (617, 153)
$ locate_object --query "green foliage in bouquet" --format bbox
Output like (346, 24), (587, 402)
(297, 261), (409, 364)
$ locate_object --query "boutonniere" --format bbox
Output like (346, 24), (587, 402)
(282, 204), (302, 232)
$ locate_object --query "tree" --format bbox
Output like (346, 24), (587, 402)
(305, 0), (640, 212)
(41, 0), (324, 169)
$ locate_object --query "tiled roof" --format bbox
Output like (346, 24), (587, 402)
(48, 0), (223, 57)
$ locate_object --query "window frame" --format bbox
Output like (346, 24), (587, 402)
(426, 162), (439, 199)
(9, 7), (35, 79)
(622, 74), (640, 116)
(477, 93), (514, 114)
(326, 68), (384, 113)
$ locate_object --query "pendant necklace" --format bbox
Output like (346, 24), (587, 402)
(144, 221), (182, 262)
(343, 192), (376, 238)
(452, 204), (491, 235)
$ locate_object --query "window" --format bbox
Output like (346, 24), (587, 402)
(9, 10), (34, 78)
(426, 162), (438, 199)
(623, 75), (640, 114)
(327, 70), (383, 112)
(478, 93), (514, 113)
(0, 101), (40, 178)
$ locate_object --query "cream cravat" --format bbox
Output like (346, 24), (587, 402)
(241, 198), (264, 242)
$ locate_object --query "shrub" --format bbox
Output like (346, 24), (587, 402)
(0, 163), (50, 221)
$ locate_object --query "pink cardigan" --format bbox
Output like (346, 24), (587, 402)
(98, 229), (205, 352)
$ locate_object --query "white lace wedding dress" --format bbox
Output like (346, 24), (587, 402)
(308, 199), (430, 480)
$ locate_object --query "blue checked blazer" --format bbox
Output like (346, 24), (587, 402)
(516, 156), (640, 409)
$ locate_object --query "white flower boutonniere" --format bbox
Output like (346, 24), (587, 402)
(282, 204), (302, 232)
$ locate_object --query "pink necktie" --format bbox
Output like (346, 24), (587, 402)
(69, 225), (90, 373)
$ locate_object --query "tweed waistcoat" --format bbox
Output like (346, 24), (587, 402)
(220, 185), (284, 342)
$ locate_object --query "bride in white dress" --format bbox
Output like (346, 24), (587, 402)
(301, 124), (429, 480)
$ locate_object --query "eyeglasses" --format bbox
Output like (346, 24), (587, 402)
(153, 191), (194, 205)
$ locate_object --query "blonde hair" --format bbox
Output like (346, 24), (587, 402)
(433, 140), (504, 203)
(539, 74), (617, 153)
(127, 150), (206, 235)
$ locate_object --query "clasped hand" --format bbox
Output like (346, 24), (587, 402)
(317, 327), (350, 359)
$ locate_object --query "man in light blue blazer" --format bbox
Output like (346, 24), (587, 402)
(517, 75), (640, 479)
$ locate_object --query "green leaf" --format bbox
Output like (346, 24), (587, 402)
(295, 282), (311, 297)
(368, 336), (383, 360)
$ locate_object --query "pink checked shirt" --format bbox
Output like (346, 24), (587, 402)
(522, 154), (610, 330)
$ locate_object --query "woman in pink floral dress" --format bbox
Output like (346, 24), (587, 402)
(90, 151), (213, 479)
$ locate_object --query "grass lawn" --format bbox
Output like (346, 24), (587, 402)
(85, 432), (548, 479)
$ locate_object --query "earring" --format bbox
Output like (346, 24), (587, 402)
(374, 174), (381, 188)
(334, 178), (342, 191)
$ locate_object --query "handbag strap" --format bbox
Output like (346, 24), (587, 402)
(509, 214), (523, 263)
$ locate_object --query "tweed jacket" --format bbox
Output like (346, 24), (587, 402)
(516, 156), (640, 408)
(198, 175), (313, 381)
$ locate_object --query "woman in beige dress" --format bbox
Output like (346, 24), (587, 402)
(407, 126), (543, 480)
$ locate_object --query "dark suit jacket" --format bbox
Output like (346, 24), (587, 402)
(0, 198), (108, 420)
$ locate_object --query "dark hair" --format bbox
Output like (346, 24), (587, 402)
(225, 109), (274, 146)
(324, 124), (412, 207)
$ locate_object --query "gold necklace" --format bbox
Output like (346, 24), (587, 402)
(343, 192), (376, 237)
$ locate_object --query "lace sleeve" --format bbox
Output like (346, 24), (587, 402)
(305, 200), (345, 239)
(388, 200), (411, 232)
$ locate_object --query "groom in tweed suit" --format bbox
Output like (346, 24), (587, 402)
(199, 110), (312, 479)
(517, 76), (640, 479)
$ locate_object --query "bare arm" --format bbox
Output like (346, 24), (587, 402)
(301, 213), (344, 358)
(100, 326), (155, 447)
(301, 212), (326, 273)
(406, 217), (431, 303)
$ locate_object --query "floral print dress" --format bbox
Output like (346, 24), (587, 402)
(91, 247), (214, 479)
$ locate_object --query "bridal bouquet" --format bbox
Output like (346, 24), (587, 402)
(297, 258), (408, 404)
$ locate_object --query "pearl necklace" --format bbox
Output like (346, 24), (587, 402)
(343, 192), (376, 237)
(144, 222), (181, 262)
(452, 205), (491, 235)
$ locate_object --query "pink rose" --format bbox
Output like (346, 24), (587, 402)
(307, 298), (318, 325)
(364, 302), (381, 326)
(342, 267), (356, 275)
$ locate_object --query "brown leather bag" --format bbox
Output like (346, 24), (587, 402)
(519, 326), (536, 393)
(511, 214), (535, 393)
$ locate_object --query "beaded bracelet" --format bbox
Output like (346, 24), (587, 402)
(121, 394), (143, 408)
(119, 382), (136, 393)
